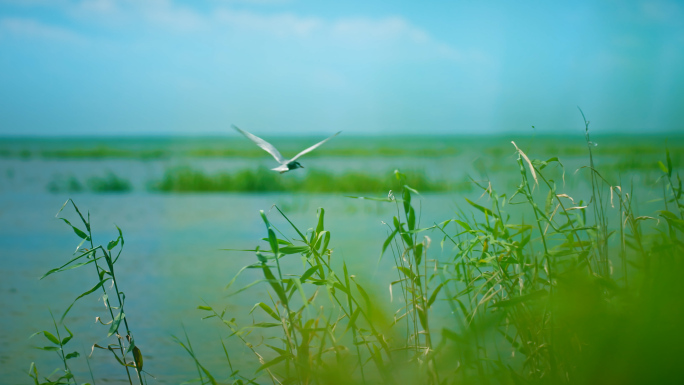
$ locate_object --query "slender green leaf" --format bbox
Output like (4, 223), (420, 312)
(345, 195), (395, 202)
(292, 275), (308, 306)
(59, 218), (89, 240)
(250, 303), (280, 321)
(107, 311), (125, 337)
(40, 249), (96, 280)
(262, 264), (287, 305)
(225, 265), (252, 291)
(60, 325), (73, 346)
(107, 238), (119, 251)
(256, 355), (287, 373)
(280, 245), (310, 254)
(346, 307), (361, 331)
(36, 346), (60, 351)
(316, 207), (325, 234)
(491, 290), (548, 308)
(427, 283), (444, 307)
(380, 227), (399, 261)
(42, 331), (60, 345)
(403, 188), (412, 215)
(408, 206), (416, 231)
(61, 278), (111, 322)
(300, 265), (319, 282)
(466, 198), (499, 218)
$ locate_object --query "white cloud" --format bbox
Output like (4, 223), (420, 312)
(145, 4), (205, 31)
(0, 17), (85, 43)
(213, 10), (443, 47)
(331, 16), (426, 43)
(69, 0), (206, 32)
(211, 8), (469, 62)
(212, 0), (292, 4)
(64, 1), (454, 49)
(215, 9), (322, 37)
(78, 0), (117, 14)
(1, 1), (469, 62)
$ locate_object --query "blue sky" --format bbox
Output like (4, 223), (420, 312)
(0, 0), (682, 136)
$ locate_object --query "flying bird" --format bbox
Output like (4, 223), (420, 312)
(232, 125), (341, 173)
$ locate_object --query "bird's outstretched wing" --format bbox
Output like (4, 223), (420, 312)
(290, 131), (342, 162)
(232, 125), (286, 164)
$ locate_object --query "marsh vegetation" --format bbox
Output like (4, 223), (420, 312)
(5, 129), (684, 384)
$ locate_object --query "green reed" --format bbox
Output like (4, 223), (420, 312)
(191, 205), (399, 384)
(28, 311), (81, 385)
(30, 200), (145, 384)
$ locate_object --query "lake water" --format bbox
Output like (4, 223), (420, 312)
(0, 135), (677, 383)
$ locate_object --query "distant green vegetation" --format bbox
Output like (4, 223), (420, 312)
(3, 135), (683, 160)
(5, 145), (463, 160)
(87, 172), (132, 193)
(186, 146), (461, 158)
(41, 147), (168, 160)
(47, 175), (84, 193)
(44, 168), (473, 194)
(26, 133), (681, 197)
(47, 172), (131, 193)
(149, 166), (472, 193)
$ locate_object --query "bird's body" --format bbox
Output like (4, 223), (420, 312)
(232, 125), (341, 173)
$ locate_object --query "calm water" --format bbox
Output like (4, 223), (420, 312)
(0, 135), (676, 383)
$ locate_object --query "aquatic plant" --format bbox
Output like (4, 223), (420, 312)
(27, 311), (92, 385)
(32, 200), (146, 384)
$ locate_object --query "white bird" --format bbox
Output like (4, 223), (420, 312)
(232, 125), (341, 173)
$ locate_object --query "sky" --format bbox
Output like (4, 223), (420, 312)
(0, 0), (682, 136)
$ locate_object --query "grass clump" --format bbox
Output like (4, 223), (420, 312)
(86, 172), (132, 193)
(47, 175), (85, 194)
(47, 172), (132, 194)
(150, 166), (283, 192)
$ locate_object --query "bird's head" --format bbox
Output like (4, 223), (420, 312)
(287, 161), (304, 171)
